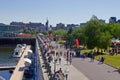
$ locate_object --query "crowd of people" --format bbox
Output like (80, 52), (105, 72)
(41, 40), (72, 80)
(39, 35), (106, 80)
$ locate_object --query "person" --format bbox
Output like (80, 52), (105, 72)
(109, 50), (114, 56)
(99, 56), (105, 64)
(90, 51), (94, 62)
(64, 51), (66, 58)
(64, 67), (69, 80)
(56, 68), (64, 80)
(69, 57), (72, 65)
(59, 57), (61, 64)
(66, 51), (69, 64)
(60, 51), (62, 56)
(56, 44), (58, 49)
(82, 53), (86, 60)
(69, 52), (72, 64)
(48, 56), (51, 63)
(58, 68), (63, 73)
(54, 55), (58, 63)
(91, 55), (94, 62)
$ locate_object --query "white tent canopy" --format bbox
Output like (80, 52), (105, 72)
(24, 58), (31, 64)
(24, 58), (32, 66)
(111, 38), (120, 43)
(28, 49), (33, 53)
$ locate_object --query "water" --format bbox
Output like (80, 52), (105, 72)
(0, 46), (18, 80)
(0, 46), (18, 64)
(0, 70), (11, 80)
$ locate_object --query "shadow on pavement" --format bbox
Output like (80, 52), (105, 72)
(113, 69), (120, 74)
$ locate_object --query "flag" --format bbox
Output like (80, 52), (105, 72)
(75, 38), (80, 48)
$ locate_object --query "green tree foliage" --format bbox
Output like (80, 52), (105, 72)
(48, 30), (53, 35)
(107, 23), (120, 38)
(72, 27), (86, 45)
(67, 27), (73, 34)
(97, 31), (112, 49)
(53, 29), (67, 37)
(23, 29), (38, 34)
(42, 32), (48, 35)
(45, 15), (120, 50)
(71, 15), (118, 49)
(84, 16), (101, 49)
(23, 30), (30, 33)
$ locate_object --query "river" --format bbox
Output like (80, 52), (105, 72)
(0, 46), (19, 64)
(0, 46), (19, 80)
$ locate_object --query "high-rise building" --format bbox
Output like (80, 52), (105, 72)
(0, 23), (5, 26)
(28, 22), (46, 32)
(45, 18), (49, 31)
(10, 22), (25, 27)
(80, 23), (86, 27)
(117, 19), (120, 23)
(99, 19), (106, 24)
(56, 23), (66, 30)
(66, 24), (79, 30)
(109, 17), (117, 23)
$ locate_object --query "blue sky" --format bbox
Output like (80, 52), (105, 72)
(0, 0), (120, 26)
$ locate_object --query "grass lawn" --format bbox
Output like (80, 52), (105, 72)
(81, 49), (120, 68)
(81, 49), (92, 53)
(95, 54), (120, 69)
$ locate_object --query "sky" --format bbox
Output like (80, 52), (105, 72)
(0, 0), (120, 26)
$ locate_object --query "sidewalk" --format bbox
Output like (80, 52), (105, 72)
(50, 41), (89, 80)
(50, 56), (89, 80)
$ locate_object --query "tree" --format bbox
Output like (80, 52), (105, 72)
(72, 27), (86, 45)
(48, 30), (53, 35)
(53, 29), (67, 37)
(97, 31), (112, 49)
(108, 23), (120, 38)
(84, 16), (101, 49)
(67, 27), (73, 34)
(54, 15), (120, 50)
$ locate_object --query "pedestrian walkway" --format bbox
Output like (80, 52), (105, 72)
(38, 38), (120, 80)
(50, 41), (89, 80)
(72, 57), (120, 80)
(50, 41), (120, 80)
(50, 56), (89, 80)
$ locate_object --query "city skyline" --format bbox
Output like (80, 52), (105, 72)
(0, 0), (120, 26)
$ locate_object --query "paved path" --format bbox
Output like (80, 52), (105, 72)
(50, 41), (89, 80)
(50, 57), (89, 80)
(51, 41), (120, 80)
(72, 57), (120, 80)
